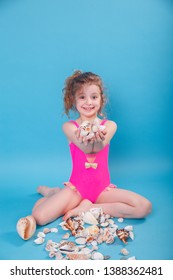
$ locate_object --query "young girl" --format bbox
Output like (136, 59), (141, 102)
(17, 71), (152, 240)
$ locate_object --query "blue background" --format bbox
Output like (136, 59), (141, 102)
(0, 0), (173, 260)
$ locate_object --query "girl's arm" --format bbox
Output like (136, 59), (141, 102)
(92, 120), (117, 153)
(62, 120), (117, 154)
(62, 122), (94, 153)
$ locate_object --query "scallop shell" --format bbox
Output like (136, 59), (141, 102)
(120, 248), (129, 256)
(124, 225), (133, 231)
(50, 228), (58, 233)
(91, 252), (104, 260)
(75, 237), (86, 245)
(37, 231), (46, 238)
(118, 217), (124, 223)
(43, 227), (51, 234)
(83, 211), (98, 225)
(34, 237), (45, 244)
(16, 215), (36, 240)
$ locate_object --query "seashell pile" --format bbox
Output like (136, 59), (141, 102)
(32, 208), (136, 260)
(79, 118), (106, 140)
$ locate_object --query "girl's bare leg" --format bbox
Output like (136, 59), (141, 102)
(63, 188), (152, 220)
(37, 186), (61, 197)
(32, 187), (83, 225)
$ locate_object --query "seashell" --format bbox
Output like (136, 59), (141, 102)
(91, 245), (98, 251)
(58, 241), (77, 254)
(124, 225), (133, 231)
(16, 215), (36, 240)
(50, 228), (58, 233)
(118, 217), (124, 223)
(49, 251), (56, 258)
(83, 211), (98, 225)
(91, 252), (104, 260)
(100, 222), (109, 227)
(107, 219), (114, 225)
(116, 229), (129, 244)
(43, 227), (51, 234)
(91, 240), (97, 246)
(63, 233), (70, 239)
(64, 218), (77, 236)
(127, 256), (136, 260)
(75, 237), (86, 245)
(92, 125), (99, 133)
(105, 214), (111, 219)
(85, 225), (100, 236)
(90, 207), (103, 219)
(37, 231), (46, 238)
(120, 248), (129, 256)
(99, 215), (106, 223)
(104, 255), (111, 260)
(55, 252), (64, 260)
(105, 235), (115, 244)
(99, 125), (106, 131)
(34, 237), (45, 244)
(129, 231), (134, 240)
(67, 253), (91, 260)
(80, 247), (92, 254)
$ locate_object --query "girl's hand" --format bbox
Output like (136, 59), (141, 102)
(75, 129), (90, 146)
(94, 129), (107, 143)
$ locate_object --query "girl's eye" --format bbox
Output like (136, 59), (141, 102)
(92, 96), (98, 99)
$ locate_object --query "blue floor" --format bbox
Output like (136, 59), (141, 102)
(0, 155), (173, 260)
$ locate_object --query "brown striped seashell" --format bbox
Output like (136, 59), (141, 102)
(116, 229), (129, 244)
(16, 215), (36, 240)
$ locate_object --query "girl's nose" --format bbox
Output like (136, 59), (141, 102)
(86, 98), (92, 105)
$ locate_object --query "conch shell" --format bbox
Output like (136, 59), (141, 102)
(116, 228), (129, 244)
(16, 215), (36, 240)
(83, 211), (98, 225)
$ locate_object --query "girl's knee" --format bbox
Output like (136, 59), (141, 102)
(32, 209), (47, 226)
(137, 199), (152, 218)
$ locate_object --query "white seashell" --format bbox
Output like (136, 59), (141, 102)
(37, 231), (46, 238)
(129, 231), (135, 240)
(92, 125), (99, 132)
(91, 245), (98, 251)
(55, 252), (64, 260)
(127, 256), (136, 260)
(100, 222), (109, 227)
(43, 227), (51, 234)
(105, 214), (111, 219)
(83, 211), (98, 225)
(100, 215), (106, 223)
(50, 228), (58, 233)
(59, 221), (69, 230)
(90, 207), (103, 219)
(34, 237), (45, 244)
(118, 218), (124, 223)
(124, 225), (133, 231)
(16, 215), (36, 240)
(49, 251), (56, 258)
(105, 235), (115, 244)
(91, 240), (98, 246)
(80, 247), (91, 254)
(107, 219), (114, 225)
(75, 237), (86, 245)
(120, 248), (129, 256)
(63, 233), (70, 239)
(99, 125), (106, 131)
(91, 252), (104, 260)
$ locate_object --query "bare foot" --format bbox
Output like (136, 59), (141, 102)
(37, 186), (61, 197)
(63, 199), (93, 221)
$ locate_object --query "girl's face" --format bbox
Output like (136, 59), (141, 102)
(75, 84), (101, 119)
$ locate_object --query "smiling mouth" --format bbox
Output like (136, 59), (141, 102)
(83, 107), (94, 111)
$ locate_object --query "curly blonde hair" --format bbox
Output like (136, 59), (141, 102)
(63, 70), (107, 117)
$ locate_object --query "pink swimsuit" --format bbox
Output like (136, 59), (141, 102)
(64, 120), (116, 203)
